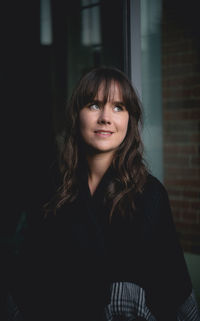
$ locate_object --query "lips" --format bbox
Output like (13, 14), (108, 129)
(94, 130), (113, 136)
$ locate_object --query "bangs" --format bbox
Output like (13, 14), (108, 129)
(75, 67), (134, 113)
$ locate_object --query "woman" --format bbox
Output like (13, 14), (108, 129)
(11, 66), (199, 321)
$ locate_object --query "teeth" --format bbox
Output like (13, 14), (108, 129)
(97, 131), (111, 134)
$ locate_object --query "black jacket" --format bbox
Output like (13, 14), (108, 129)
(10, 170), (192, 321)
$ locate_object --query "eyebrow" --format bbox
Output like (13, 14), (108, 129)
(112, 101), (125, 106)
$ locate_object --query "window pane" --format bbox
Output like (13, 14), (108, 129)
(141, 0), (200, 259)
(141, 0), (163, 181)
(66, 0), (124, 97)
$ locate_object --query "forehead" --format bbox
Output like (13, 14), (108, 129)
(94, 81), (123, 102)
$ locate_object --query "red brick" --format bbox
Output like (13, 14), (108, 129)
(190, 157), (200, 166)
(164, 168), (200, 179)
(185, 110), (200, 119)
(161, 0), (200, 254)
(171, 200), (190, 209)
(162, 35), (192, 46)
(163, 109), (200, 120)
(163, 99), (200, 110)
(182, 190), (200, 199)
(164, 144), (198, 155)
(162, 41), (194, 54)
(175, 221), (192, 232)
(181, 211), (198, 223)
(192, 85), (200, 98)
(190, 133), (200, 143)
(162, 53), (199, 66)
(164, 120), (199, 133)
(162, 75), (200, 88)
(167, 188), (200, 203)
(190, 201), (200, 210)
(163, 87), (192, 99)
(167, 189), (182, 198)
(175, 222), (200, 235)
(165, 178), (200, 188)
(162, 63), (199, 77)
(173, 210), (182, 222)
(180, 240), (192, 252)
(164, 155), (190, 167)
(164, 133), (191, 144)
(182, 230), (200, 241)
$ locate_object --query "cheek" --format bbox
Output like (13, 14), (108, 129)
(79, 118), (86, 133)
(121, 115), (129, 135)
(79, 112), (89, 132)
(79, 111), (95, 139)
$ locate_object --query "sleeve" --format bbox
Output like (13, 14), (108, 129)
(104, 282), (156, 321)
(7, 292), (24, 321)
(176, 290), (200, 321)
(104, 283), (200, 321)
(143, 180), (199, 320)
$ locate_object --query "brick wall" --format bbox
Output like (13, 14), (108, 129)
(162, 4), (200, 254)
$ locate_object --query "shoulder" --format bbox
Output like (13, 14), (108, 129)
(133, 173), (174, 235)
(137, 173), (170, 211)
(143, 173), (167, 197)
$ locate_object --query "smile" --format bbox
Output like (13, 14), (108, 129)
(94, 130), (113, 136)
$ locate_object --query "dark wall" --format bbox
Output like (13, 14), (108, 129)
(1, 0), (126, 281)
(2, 0), (57, 235)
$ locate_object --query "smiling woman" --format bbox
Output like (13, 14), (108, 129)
(10, 66), (200, 321)
(79, 82), (129, 157)
(52, 66), (146, 218)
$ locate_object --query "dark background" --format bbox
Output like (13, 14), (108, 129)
(1, 0), (200, 297)
(1, 0), (125, 262)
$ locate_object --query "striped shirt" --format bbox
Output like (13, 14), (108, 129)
(104, 282), (200, 321)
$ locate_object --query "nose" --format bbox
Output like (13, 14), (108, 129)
(97, 105), (112, 125)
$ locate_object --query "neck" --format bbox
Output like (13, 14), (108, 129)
(86, 152), (114, 195)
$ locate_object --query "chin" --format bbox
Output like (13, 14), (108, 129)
(92, 147), (117, 154)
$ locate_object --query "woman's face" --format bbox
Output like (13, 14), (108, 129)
(79, 82), (129, 156)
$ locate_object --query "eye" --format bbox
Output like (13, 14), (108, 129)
(113, 105), (124, 112)
(89, 103), (100, 110)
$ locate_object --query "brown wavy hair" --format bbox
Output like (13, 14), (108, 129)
(44, 66), (148, 221)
